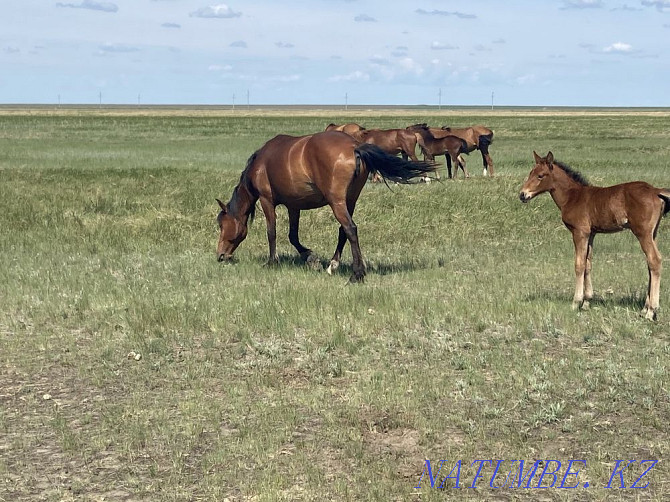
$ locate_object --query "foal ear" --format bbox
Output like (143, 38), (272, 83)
(216, 198), (227, 212)
(533, 151), (542, 164)
(546, 151), (554, 167)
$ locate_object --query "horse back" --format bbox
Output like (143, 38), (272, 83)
(255, 131), (360, 208)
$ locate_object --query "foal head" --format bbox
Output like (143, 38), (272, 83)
(216, 198), (248, 262)
(519, 151), (556, 203)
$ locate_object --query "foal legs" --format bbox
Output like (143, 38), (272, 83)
(583, 234), (595, 309)
(637, 233), (662, 320)
(328, 202), (365, 283)
(571, 230), (591, 310)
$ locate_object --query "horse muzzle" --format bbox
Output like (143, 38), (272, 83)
(519, 192), (532, 203)
(217, 253), (234, 263)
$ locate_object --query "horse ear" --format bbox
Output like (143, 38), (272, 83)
(533, 151), (542, 164)
(546, 151), (554, 168)
(216, 198), (227, 212)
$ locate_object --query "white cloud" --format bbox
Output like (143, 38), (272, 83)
(328, 71), (370, 82)
(190, 4), (241, 19)
(208, 64), (233, 71)
(603, 42), (633, 53)
(431, 41), (458, 51)
(560, 0), (603, 9)
(642, 0), (670, 11)
(56, 0), (118, 12)
(354, 14), (376, 22)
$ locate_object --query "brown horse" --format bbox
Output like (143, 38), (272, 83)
(520, 151), (670, 320)
(216, 131), (436, 283)
(441, 125), (494, 176)
(410, 124), (494, 176)
(325, 123), (366, 134)
(407, 124), (469, 179)
(348, 128), (422, 183)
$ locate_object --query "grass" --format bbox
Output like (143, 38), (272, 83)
(0, 108), (669, 501)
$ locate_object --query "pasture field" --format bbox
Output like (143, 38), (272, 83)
(1, 107), (669, 501)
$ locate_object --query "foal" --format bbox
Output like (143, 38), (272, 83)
(520, 151), (670, 320)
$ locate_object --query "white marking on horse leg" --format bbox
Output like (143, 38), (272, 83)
(326, 259), (339, 275)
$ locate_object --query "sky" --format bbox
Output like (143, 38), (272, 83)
(2, 0), (670, 106)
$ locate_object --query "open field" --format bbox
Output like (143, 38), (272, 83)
(1, 108), (669, 501)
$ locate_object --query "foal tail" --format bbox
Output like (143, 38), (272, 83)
(354, 143), (436, 183)
(478, 132), (493, 154)
(659, 189), (670, 215)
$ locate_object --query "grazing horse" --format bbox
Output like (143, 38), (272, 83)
(216, 131), (436, 283)
(519, 151), (670, 320)
(407, 124), (469, 179)
(325, 123), (366, 134)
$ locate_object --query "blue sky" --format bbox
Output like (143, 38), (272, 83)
(2, 0), (670, 106)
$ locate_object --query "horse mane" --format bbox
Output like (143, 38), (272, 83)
(554, 160), (590, 186)
(229, 151), (259, 221)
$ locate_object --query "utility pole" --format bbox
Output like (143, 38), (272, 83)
(345, 92), (348, 111)
(99, 91), (102, 109)
(138, 93), (141, 106)
(246, 89), (250, 109)
(491, 90), (494, 110)
(232, 93), (236, 111)
(438, 88), (442, 110)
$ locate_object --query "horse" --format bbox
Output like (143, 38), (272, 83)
(409, 123), (494, 176)
(519, 151), (670, 320)
(325, 123), (366, 135)
(406, 124), (469, 179)
(348, 128), (422, 182)
(441, 125), (494, 176)
(216, 131), (436, 283)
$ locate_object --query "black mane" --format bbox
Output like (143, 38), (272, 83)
(228, 150), (259, 221)
(554, 160), (590, 186)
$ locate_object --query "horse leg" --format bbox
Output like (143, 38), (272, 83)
(637, 233), (662, 320)
(583, 233), (595, 309)
(259, 197), (278, 265)
(329, 202), (365, 283)
(287, 207), (318, 268)
(446, 155), (453, 179)
(571, 230), (589, 310)
(327, 226), (347, 276)
(327, 201), (357, 275)
(459, 154), (469, 178)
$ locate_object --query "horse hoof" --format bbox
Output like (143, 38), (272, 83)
(581, 300), (590, 311)
(326, 260), (339, 276)
(348, 273), (365, 284)
(643, 308), (657, 321)
(571, 301), (581, 311)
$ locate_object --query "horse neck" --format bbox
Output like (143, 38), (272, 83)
(229, 175), (258, 222)
(549, 167), (585, 210)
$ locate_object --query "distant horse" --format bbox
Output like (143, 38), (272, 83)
(406, 124), (469, 179)
(216, 131), (436, 283)
(409, 124), (494, 176)
(349, 128), (422, 182)
(325, 123), (366, 134)
(520, 151), (670, 320)
(440, 125), (494, 176)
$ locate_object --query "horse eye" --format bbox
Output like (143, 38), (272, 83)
(537, 175), (544, 180)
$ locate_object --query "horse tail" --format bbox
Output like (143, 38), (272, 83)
(478, 132), (493, 154)
(354, 143), (436, 183)
(659, 189), (670, 215)
(458, 138), (469, 155)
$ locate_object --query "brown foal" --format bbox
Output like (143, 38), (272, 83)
(520, 151), (670, 320)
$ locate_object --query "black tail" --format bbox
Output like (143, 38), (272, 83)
(659, 190), (670, 215)
(354, 143), (436, 183)
(478, 133), (493, 154)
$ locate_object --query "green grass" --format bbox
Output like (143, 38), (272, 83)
(0, 108), (669, 501)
